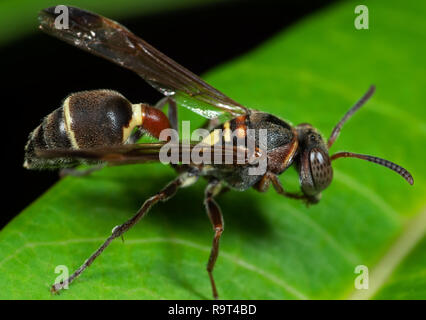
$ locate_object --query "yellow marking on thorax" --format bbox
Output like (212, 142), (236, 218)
(202, 129), (222, 146)
(63, 96), (79, 149)
(235, 127), (246, 139)
(223, 121), (232, 143)
(123, 104), (144, 143)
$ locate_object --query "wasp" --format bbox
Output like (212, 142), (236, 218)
(24, 6), (414, 299)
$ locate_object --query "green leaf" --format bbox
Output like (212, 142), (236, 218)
(1, 0), (425, 299)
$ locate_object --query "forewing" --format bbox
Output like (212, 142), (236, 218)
(38, 6), (248, 119)
(35, 143), (252, 166)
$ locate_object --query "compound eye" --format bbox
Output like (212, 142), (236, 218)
(309, 148), (333, 192)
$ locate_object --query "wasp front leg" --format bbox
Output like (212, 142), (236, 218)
(255, 172), (320, 205)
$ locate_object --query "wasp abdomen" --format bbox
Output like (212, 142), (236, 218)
(24, 90), (141, 169)
(24, 106), (77, 169)
(66, 90), (135, 148)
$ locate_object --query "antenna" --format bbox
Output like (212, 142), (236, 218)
(328, 85), (376, 148)
(331, 151), (414, 185)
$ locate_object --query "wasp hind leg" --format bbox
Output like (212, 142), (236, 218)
(204, 180), (225, 300)
(51, 171), (198, 293)
(155, 97), (178, 131)
(200, 117), (221, 131)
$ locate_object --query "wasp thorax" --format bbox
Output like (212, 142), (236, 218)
(24, 89), (142, 169)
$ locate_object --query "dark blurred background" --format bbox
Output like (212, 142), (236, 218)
(0, 0), (337, 228)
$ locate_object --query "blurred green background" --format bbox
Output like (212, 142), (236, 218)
(0, 0), (424, 299)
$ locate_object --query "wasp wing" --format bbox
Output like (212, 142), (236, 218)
(35, 143), (255, 166)
(38, 6), (248, 120)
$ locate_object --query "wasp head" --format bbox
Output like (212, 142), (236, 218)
(294, 85), (413, 204)
(295, 124), (333, 202)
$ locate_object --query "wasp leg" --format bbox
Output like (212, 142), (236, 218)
(127, 128), (145, 144)
(155, 97), (178, 131)
(200, 117), (221, 131)
(59, 163), (106, 178)
(262, 173), (320, 205)
(167, 99), (178, 131)
(255, 172), (307, 200)
(51, 171), (198, 294)
(270, 174), (320, 204)
(204, 180), (224, 300)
